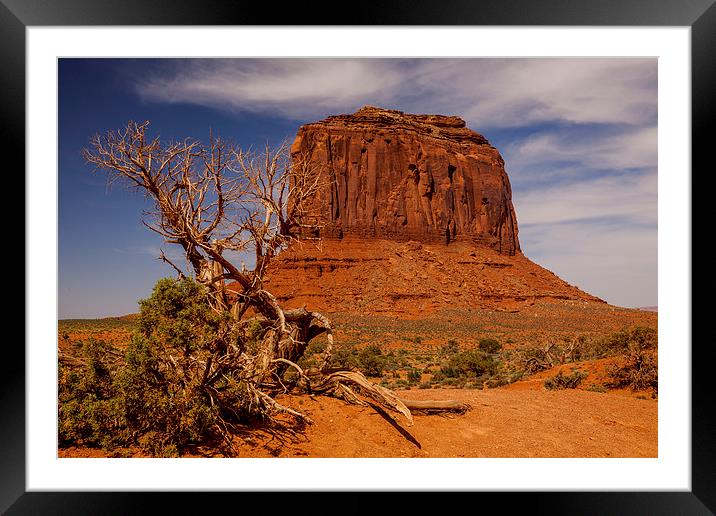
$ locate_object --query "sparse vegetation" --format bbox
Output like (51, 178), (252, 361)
(357, 344), (387, 377)
(323, 343), (394, 377)
(442, 339), (460, 354)
(587, 384), (608, 393)
(441, 350), (499, 378)
(407, 368), (422, 384)
(403, 336), (423, 345)
(61, 314), (659, 415)
(299, 326), (658, 395)
(478, 338), (502, 354)
(606, 327), (658, 393)
(544, 369), (588, 390)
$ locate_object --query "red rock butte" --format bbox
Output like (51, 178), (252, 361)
(290, 106), (519, 254)
(263, 107), (605, 315)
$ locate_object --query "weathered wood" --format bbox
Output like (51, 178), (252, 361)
(399, 398), (471, 413)
(310, 370), (414, 425)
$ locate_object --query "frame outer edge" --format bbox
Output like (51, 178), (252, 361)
(6, 0), (713, 513)
(692, 1), (716, 514)
(0, 0), (27, 514)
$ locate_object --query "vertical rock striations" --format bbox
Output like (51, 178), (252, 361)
(290, 106), (520, 255)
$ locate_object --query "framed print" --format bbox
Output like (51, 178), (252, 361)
(6, 0), (712, 513)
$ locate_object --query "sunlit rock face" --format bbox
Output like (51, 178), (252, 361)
(290, 106), (520, 255)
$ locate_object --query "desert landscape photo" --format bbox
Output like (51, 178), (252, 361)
(58, 58), (658, 459)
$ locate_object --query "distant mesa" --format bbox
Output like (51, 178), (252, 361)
(290, 106), (520, 255)
(262, 106), (606, 315)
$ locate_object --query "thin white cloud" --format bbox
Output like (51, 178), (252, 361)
(514, 172), (657, 227)
(506, 126), (657, 172)
(137, 59), (405, 118)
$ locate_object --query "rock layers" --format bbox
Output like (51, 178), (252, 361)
(262, 106), (604, 315)
(264, 238), (603, 316)
(290, 106), (520, 255)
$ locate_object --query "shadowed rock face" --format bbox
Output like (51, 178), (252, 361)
(290, 106), (520, 255)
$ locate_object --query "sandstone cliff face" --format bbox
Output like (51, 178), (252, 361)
(290, 106), (520, 255)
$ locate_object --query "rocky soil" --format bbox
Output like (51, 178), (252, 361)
(262, 237), (605, 316)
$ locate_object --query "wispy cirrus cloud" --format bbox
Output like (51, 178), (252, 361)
(136, 59), (406, 118)
(134, 58), (657, 129)
(437, 58), (656, 128)
(514, 172), (656, 227)
(506, 126), (657, 172)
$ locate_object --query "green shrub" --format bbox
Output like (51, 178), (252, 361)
(58, 339), (127, 449)
(608, 326), (657, 353)
(464, 381), (484, 389)
(357, 344), (386, 377)
(391, 378), (409, 389)
(58, 277), (248, 455)
(441, 350), (499, 378)
(442, 339), (460, 355)
(297, 339), (328, 370)
(509, 371), (524, 384)
(407, 368), (422, 384)
(543, 369), (588, 390)
(440, 364), (458, 378)
(579, 335), (611, 359)
(430, 370), (445, 382)
(478, 338), (502, 354)
(382, 352), (402, 372)
(328, 344), (360, 370)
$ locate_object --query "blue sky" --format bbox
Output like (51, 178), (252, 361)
(58, 58), (657, 318)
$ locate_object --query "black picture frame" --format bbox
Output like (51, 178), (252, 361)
(6, 1), (711, 514)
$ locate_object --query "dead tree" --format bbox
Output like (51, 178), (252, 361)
(82, 121), (467, 436)
(561, 335), (585, 364)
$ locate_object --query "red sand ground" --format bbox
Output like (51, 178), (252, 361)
(59, 384), (657, 459)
